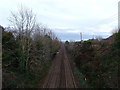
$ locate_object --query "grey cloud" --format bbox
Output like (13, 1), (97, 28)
(0, 0), (119, 41)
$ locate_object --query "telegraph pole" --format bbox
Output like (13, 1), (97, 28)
(80, 32), (82, 42)
(92, 34), (94, 39)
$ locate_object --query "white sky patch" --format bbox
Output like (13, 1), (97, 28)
(0, 0), (119, 40)
(67, 30), (81, 34)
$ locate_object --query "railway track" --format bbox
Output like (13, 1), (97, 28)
(42, 44), (77, 88)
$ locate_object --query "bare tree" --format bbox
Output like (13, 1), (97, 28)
(9, 6), (36, 71)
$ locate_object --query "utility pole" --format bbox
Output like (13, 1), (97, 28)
(92, 34), (94, 39)
(80, 32), (82, 42)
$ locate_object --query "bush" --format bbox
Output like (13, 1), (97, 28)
(67, 32), (119, 88)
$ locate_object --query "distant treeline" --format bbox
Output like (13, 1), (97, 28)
(65, 29), (120, 88)
(2, 7), (60, 88)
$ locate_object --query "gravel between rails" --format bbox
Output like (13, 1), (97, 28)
(42, 44), (77, 88)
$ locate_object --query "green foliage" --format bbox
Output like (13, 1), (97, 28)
(68, 32), (119, 88)
(83, 40), (92, 45)
(73, 40), (94, 69)
(18, 50), (26, 72)
(113, 32), (120, 50)
(2, 30), (19, 68)
(2, 6), (61, 88)
(2, 26), (60, 88)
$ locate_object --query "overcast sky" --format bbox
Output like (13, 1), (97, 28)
(0, 0), (119, 41)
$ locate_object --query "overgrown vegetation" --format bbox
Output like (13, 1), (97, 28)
(65, 30), (119, 88)
(2, 7), (60, 88)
